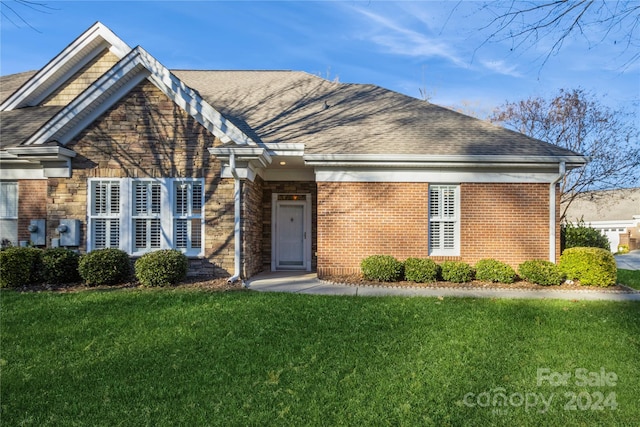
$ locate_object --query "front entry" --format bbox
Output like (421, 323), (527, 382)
(272, 194), (311, 271)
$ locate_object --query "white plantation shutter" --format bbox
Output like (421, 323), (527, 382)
(0, 182), (18, 246)
(173, 180), (203, 254)
(429, 185), (459, 255)
(133, 181), (162, 251)
(88, 178), (204, 255)
(89, 181), (120, 249)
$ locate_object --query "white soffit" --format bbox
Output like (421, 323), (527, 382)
(0, 22), (131, 111)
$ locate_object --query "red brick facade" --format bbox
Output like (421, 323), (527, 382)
(317, 182), (431, 277)
(17, 180), (47, 244)
(315, 181), (557, 277)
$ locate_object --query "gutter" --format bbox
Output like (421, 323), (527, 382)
(227, 153), (243, 284)
(549, 161), (566, 263)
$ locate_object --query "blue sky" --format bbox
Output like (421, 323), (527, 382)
(1, 1), (638, 118)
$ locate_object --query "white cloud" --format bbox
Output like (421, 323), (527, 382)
(479, 59), (523, 78)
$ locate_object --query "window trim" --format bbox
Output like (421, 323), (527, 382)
(428, 184), (460, 256)
(87, 178), (205, 257)
(0, 181), (19, 246)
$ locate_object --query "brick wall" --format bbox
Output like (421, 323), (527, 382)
(46, 79), (234, 276)
(17, 180), (47, 244)
(317, 182), (429, 277)
(316, 181), (556, 277)
(461, 183), (552, 267)
(43, 49), (120, 106)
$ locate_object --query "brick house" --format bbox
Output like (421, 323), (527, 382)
(0, 22), (587, 280)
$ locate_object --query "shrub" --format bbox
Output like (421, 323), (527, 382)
(440, 261), (474, 283)
(559, 247), (617, 287)
(360, 255), (403, 282)
(617, 245), (630, 254)
(404, 258), (440, 283)
(474, 259), (517, 283)
(0, 247), (42, 288)
(41, 248), (81, 285)
(518, 260), (566, 286)
(562, 219), (610, 251)
(135, 249), (188, 287)
(79, 249), (132, 286)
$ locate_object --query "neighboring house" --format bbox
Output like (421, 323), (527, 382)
(563, 188), (640, 252)
(0, 22), (588, 279)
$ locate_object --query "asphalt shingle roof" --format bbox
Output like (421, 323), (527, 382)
(174, 70), (581, 157)
(1, 69), (582, 158)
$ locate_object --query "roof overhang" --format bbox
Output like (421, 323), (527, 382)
(304, 154), (589, 169)
(0, 145), (77, 178)
(0, 22), (131, 111)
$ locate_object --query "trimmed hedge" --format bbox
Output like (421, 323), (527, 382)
(440, 261), (474, 283)
(474, 259), (517, 283)
(404, 258), (440, 283)
(360, 255), (403, 282)
(79, 249), (132, 286)
(41, 248), (81, 285)
(518, 260), (566, 286)
(135, 249), (188, 287)
(0, 247), (42, 288)
(562, 219), (610, 250)
(559, 247), (617, 287)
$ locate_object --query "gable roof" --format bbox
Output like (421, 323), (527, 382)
(564, 188), (640, 222)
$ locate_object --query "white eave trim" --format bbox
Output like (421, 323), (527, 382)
(304, 154), (588, 169)
(0, 22), (131, 111)
(6, 145), (77, 160)
(22, 46), (256, 148)
(0, 146), (77, 178)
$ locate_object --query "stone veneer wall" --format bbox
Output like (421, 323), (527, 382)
(47, 79), (234, 276)
(242, 176), (264, 278)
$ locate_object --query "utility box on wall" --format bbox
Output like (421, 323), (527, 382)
(28, 219), (46, 246)
(58, 219), (81, 246)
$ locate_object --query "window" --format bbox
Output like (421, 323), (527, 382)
(429, 185), (460, 256)
(88, 178), (204, 256)
(0, 182), (18, 246)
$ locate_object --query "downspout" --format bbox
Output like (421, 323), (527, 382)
(228, 153), (243, 284)
(549, 161), (566, 263)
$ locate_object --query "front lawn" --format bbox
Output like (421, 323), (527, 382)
(2, 290), (639, 426)
(618, 269), (640, 290)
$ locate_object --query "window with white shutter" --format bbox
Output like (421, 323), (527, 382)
(429, 185), (460, 256)
(133, 181), (162, 252)
(0, 182), (18, 246)
(173, 180), (203, 255)
(88, 180), (121, 250)
(87, 178), (204, 256)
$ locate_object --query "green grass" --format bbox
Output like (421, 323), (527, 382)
(618, 269), (640, 289)
(2, 289), (639, 426)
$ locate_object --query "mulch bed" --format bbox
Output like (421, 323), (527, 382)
(322, 274), (637, 293)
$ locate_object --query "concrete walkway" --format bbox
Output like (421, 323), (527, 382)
(246, 271), (640, 301)
(615, 250), (640, 270)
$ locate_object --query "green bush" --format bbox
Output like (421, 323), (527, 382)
(404, 258), (440, 283)
(135, 249), (188, 287)
(617, 245), (630, 254)
(440, 261), (474, 283)
(79, 249), (132, 286)
(0, 247), (42, 288)
(41, 248), (81, 285)
(360, 255), (403, 282)
(474, 259), (517, 283)
(518, 260), (566, 286)
(559, 247), (617, 287)
(562, 219), (610, 251)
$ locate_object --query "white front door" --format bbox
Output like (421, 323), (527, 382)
(272, 194), (311, 271)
